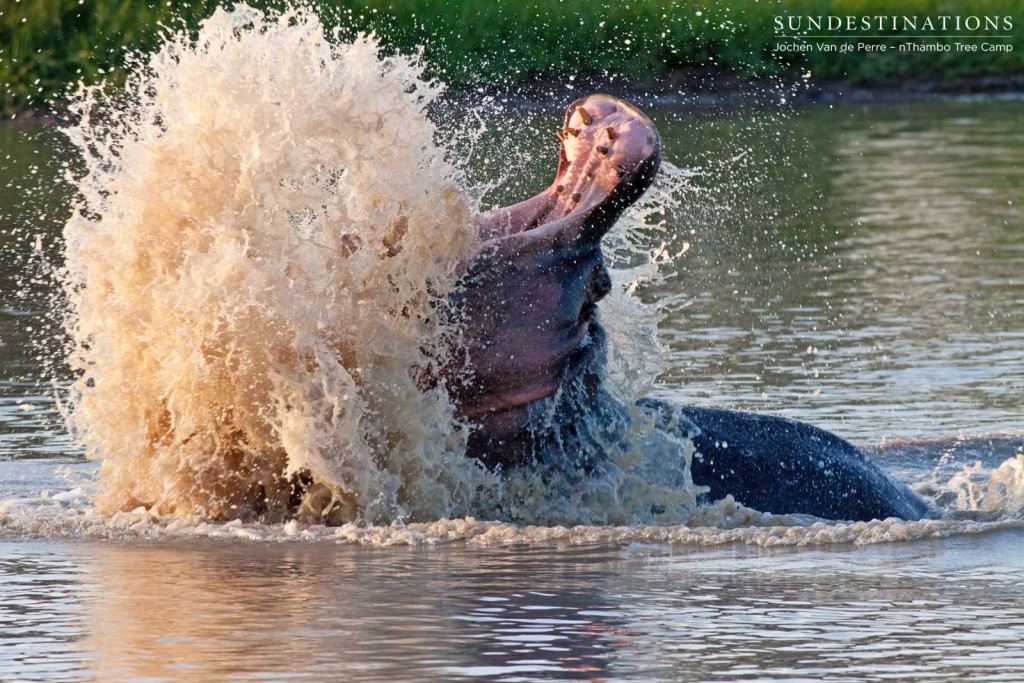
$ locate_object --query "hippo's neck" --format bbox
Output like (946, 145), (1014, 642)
(466, 318), (629, 471)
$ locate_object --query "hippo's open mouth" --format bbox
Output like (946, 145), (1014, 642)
(477, 94), (661, 242)
(446, 94), (661, 438)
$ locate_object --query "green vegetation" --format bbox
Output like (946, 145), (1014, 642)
(2, 0), (1022, 115)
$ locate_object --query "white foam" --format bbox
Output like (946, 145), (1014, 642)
(2, 455), (1022, 547)
(2, 484), (1022, 547)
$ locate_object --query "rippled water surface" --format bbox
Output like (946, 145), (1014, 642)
(3, 533), (1024, 681)
(1, 97), (1023, 681)
(654, 100), (1023, 443)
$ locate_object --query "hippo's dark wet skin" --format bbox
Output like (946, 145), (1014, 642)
(446, 94), (928, 523)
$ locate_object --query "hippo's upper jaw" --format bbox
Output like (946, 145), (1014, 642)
(446, 95), (661, 439)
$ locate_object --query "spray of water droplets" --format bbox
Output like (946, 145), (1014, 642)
(55, 4), (707, 527)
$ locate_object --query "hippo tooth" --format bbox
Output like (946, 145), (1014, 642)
(565, 127), (579, 137)
(555, 184), (564, 194)
(571, 192), (581, 203)
(596, 145), (609, 155)
(616, 164), (627, 178)
(606, 127), (617, 140)
(577, 107), (592, 125)
(556, 130), (567, 143)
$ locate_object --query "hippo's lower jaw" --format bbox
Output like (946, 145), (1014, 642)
(446, 94), (929, 523)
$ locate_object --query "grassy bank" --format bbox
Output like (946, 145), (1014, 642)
(2, 0), (1022, 115)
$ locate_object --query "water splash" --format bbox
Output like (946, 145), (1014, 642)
(55, 4), (705, 527)
(602, 161), (698, 401)
(941, 454), (1024, 519)
(59, 5), (485, 523)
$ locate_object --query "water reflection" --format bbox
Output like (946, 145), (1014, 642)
(19, 542), (644, 681)
(2, 534), (1024, 681)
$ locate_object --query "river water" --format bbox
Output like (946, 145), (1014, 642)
(1, 96), (1022, 681)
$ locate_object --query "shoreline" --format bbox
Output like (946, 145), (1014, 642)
(5, 73), (1024, 126)
(452, 71), (1024, 112)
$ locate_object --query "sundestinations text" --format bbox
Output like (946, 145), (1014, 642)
(775, 15), (1013, 33)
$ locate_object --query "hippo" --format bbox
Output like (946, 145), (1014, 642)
(445, 94), (928, 522)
